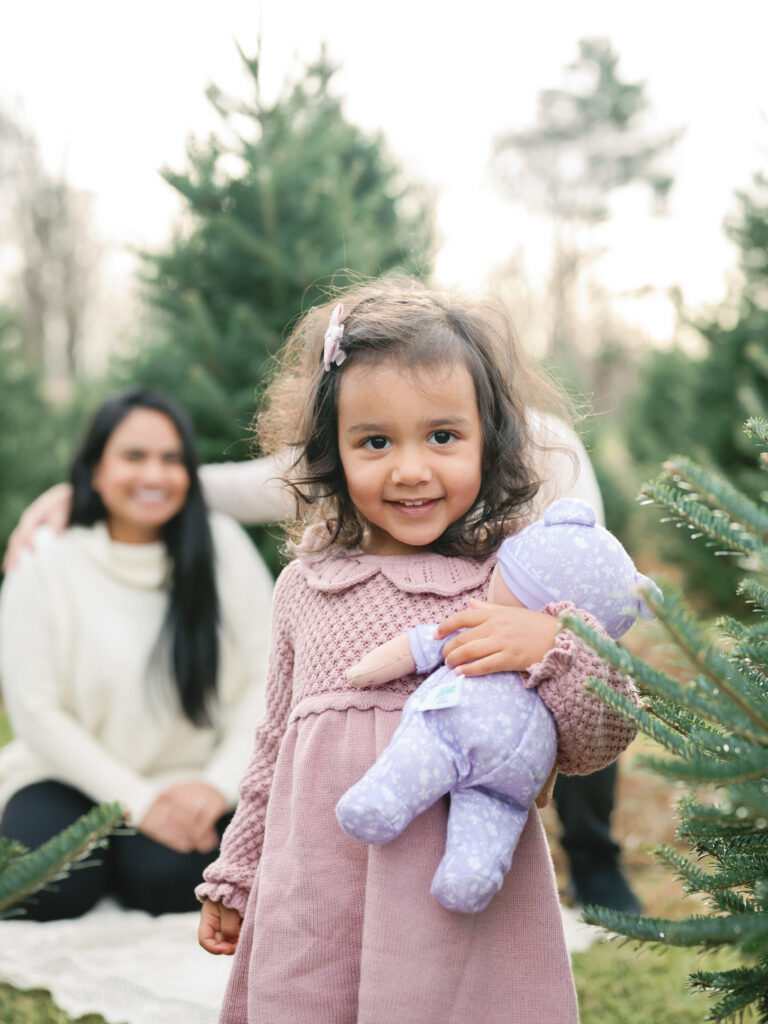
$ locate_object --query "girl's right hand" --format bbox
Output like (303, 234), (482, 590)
(198, 898), (242, 955)
(436, 599), (559, 675)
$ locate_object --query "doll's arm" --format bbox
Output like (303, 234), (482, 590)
(346, 632), (417, 687)
(346, 623), (449, 687)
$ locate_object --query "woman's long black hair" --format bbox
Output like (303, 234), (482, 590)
(69, 388), (219, 726)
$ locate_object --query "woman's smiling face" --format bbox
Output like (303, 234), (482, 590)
(336, 360), (484, 556)
(91, 408), (190, 543)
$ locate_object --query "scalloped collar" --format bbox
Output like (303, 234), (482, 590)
(297, 546), (495, 595)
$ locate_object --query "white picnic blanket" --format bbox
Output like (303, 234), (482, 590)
(0, 900), (598, 1023)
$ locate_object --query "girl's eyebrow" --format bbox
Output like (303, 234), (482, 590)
(425, 415), (473, 428)
(344, 414), (473, 435)
(344, 422), (388, 434)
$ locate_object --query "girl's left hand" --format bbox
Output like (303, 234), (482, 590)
(435, 599), (559, 676)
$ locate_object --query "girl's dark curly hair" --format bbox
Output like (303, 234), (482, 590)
(258, 277), (572, 559)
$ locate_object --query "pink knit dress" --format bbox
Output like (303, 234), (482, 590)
(197, 547), (638, 1024)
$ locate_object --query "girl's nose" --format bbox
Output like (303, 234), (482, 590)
(390, 450), (432, 486)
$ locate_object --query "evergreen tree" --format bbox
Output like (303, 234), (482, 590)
(624, 170), (768, 606)
(563, 418), (768, 1022)
(119, 47), (435, 465)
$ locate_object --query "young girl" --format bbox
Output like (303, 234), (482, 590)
(196, 280), (639, 1023)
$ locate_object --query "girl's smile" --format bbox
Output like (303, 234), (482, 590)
(337, 361), (483, 556)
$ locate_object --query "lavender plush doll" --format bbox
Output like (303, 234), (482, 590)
(335, 498), (659, 913)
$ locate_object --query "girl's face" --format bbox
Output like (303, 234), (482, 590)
(91, 408), (190, 544)
(337, 360), (483, 556)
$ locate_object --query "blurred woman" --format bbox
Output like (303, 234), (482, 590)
(0, 388), (273, 920)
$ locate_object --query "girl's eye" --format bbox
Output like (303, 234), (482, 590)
(363, 436), (391, 451)
(430, 430), (456, 446)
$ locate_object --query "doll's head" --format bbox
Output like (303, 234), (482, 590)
(492, 498), (660, 639)
(257, 277), (569, 558)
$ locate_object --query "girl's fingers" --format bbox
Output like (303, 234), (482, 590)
(199, 903), (241, 955)
(444, 638), (496, 668)
(454, 653), (509, 677)
(435, 608), (488, 638)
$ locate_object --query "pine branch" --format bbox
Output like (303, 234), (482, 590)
(710, 889), (760, 917)
(691, 966), (768, 1023)
(639, 588), (768, 738)
(727, 782), (768, 817)
(693, 834), (768, 860)
(581, 907), (768, 955)
(0, 802), (125, 917)
(638, 746), (768, 785)
(745, 416), (768, 447)
(565, 609), (768, 742)
(728, 643), (768, 671)
(0, 837), (28, 884)
(739, 577), (768, 614)
(585, 678), (723, 761)
(655, 844), (768, 894)
(662, 454), (768, 535)
(640, 479), (765, 559)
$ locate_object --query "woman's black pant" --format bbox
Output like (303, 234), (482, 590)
(1, 780), (232, 921)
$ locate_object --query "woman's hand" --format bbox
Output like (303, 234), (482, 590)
(435, 599), (559, 676)
(2, 483), (73, 572)
(161, 782), (228, 853)
(198, 899), (242, 955)
(138, 783), (227, 853)
(139, 793), (196, 852)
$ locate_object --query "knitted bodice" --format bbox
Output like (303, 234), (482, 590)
(280, 548), (497, 712)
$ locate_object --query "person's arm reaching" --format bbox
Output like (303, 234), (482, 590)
(2, 452), (294, 570)
(3, 483), (73, 571)
(198, 453), (294, 525)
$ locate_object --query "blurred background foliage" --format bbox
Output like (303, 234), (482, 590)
(0, 38), (765, 603)
(114, 47), (435, 465)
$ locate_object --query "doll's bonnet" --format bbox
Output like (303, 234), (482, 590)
(497, 498), (661, 639)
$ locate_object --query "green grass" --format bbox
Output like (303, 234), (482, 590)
(0, 983), (109, 1024)
(573, 939), (742, 1023)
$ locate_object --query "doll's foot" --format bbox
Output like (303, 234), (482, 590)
(335, 783), (411, 844)
(430, 857), (503, 914)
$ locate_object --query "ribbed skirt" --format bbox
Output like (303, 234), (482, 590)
(219, 700), (578, 1024)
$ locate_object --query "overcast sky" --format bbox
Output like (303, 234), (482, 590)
(1, 0), (766, 350)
